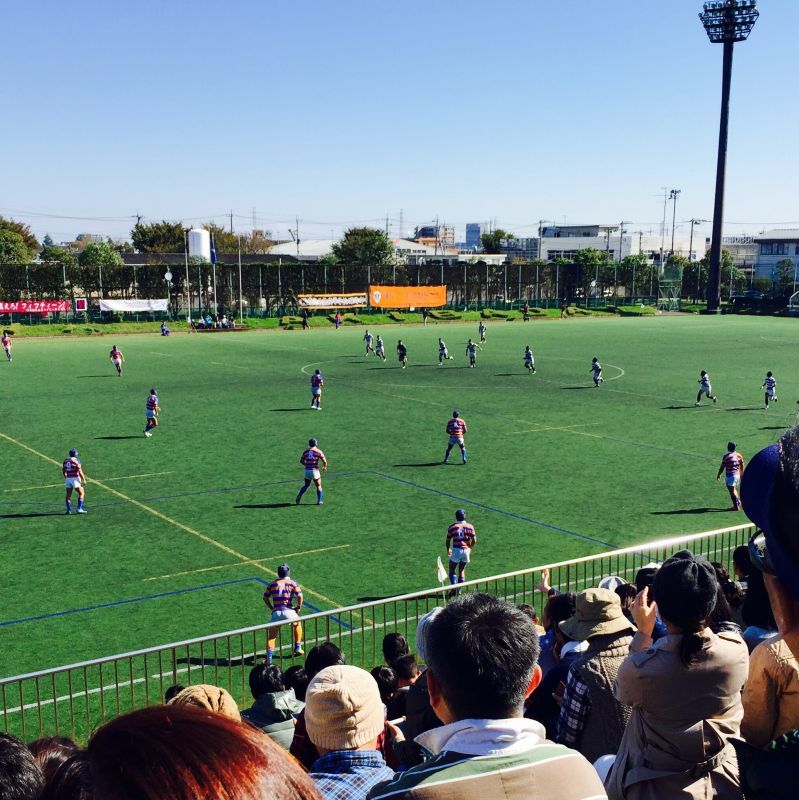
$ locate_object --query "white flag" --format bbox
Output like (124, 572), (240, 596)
(436, 556), (448, 584)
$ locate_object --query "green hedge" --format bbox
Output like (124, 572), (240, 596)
(429, 309), (462, 321)
(614, 305), (656, 316)
(388, 311), (406, 322)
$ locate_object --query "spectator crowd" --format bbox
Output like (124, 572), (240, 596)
(3, 428), (799, 799)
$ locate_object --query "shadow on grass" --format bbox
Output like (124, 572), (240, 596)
(0, 511), (64, 519)
(495, 373), (527, 377)
(726, 407), (761, 412)
(760, 425), (787, 430)
(234, 503), (295, 509)
(662, 405), (694, 410)
(562, 386), (592, 391)
(650, 507), (731, 515)
(94, 435), (143, 440)
(392, 462), (443, 468)
(270, 408), (308, 412)
(77, 375), (114, 379)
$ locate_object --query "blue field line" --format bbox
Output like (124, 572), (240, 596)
(0, 577), (264, 628)
(370, 470), (618, 550)
(250, 577), (353, 631)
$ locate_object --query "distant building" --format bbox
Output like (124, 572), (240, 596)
(413, 224), (455, 249)
(753, 229), (799, 278)
(500, 237), (539, 261)
(541, 224), (617, 239)
(465, 223), (488, 249)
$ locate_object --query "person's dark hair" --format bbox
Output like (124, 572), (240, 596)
(370, 666), (398, 704)
(542, 591), (576, 632)
(708, 584), (736, 632)
(614, 583), (638, 612)
(517, 604), (538, 623)
(773, 425), (799, 563)
(426, 593), (540, 719)
(392, 653), (419, 682)
(742, 569), (777, 631)
(732, 545), (753, 579)
(381, 633), (410, 666)
(39, 754), (91, 800)
(164, 684), (186, 703)
(27, 737), (78, 786)
(47, 704), (321, 800)
(0, 733), (44, 800)
(712, 562), (745, 609)
(304, 642), (345, 679)
(282, 666), (309, 703)
(653, 550), (718, 667)
(249, 663), (284, 698)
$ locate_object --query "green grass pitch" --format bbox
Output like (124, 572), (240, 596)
(0, 314), (794, 679)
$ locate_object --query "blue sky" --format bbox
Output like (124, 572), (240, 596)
(2, 0), (796, 244)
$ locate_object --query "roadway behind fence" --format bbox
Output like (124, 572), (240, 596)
(0, 522), (752, 742)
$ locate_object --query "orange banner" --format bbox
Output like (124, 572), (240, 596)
(369, 285), (446, 309)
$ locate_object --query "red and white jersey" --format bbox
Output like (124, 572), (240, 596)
(1, 335), (10, 349)
(721, 451), (744, 476)
(110, 348), (122, 361)
(146, 393), (159, 412)
(446, 417), (467, 437)
(63, 457), (82, 478)
(300, 447), (326, 469)
(447, 521), (476, 549)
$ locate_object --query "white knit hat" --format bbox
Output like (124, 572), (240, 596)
(305, 665), (385, 751)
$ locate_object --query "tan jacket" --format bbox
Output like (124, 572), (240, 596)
(606, 629), (749, 800)
(742, 635), (799, 747)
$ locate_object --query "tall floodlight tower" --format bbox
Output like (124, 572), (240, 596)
(699, 0), (758, 312)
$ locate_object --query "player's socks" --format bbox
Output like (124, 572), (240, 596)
(316, 489), (323, 504)
(77, 500), (84, 511)
(449, 575), (458, 585)
(65, 500), (71, 514)
(294, 643), (304, 655)
(267, 648), (274, 665)
(458, 576), (465, 584)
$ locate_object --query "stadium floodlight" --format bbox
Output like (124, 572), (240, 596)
(699, 0), (759, 312)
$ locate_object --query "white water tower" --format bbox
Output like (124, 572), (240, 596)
(188, 228), (211, 262)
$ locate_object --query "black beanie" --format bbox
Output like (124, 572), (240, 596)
(653, 550), (718, 628)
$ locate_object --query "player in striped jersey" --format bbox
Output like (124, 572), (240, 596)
(524, 345), (536, 373)
(590, 357), (603, 387)
(1, 333), (12, 363)
(109, 345), (124, 377)
(295, 438), (327, 505)
(762, 371), (778, 408)
(375, 335), (386, 361)
(63, 449), (87, 514)
(695, 369), (717, 405)
(446, 509), (477, 584)
(310, 369), (324, 410)
(144, 388), (160, 437)
(466, 339), (479, 368)
(397, 339), (408, 368)
(444, 410), (467, 464)
(716, 441), (744, 511)
(264, 563), (304, 664)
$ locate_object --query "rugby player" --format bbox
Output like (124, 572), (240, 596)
(762, 371), (778, 408)
(63, 449), (87, 514)
(438, 338), (453, 366)
(296, 438), (327, 505)
(444, 410), (467, 464)
(695, 369), (717, 405)
(363, 330), (374, 356)
(397, 339), (407, 368)
(478, 320), (486, 343)
(590, 357), (603, 388)
(1, 333), (12, 363)
(375, 335), (386, 361)
(310, 369), (324, 410)
(466, 339), (478, 368)
(446, 509), (476, 584)
(524, 345), (536, 373)
(264, 563), (304, 664)
(144, 388), (160, 437)
(109, 345), (124, 377)
(716, 441), (744, 511)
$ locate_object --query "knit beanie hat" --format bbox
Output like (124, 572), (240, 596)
(653, 550), (718, 627)
(305, 666), (385, 751)
(167, 684), (241, 722)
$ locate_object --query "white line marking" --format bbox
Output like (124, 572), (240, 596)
(144, 544), (351, 581)
(4, 472), (174, 493)
(149, 352), (174, 357)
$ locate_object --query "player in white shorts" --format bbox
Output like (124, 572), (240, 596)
(590, 357), (603, 387)
(438, 338), (453, 366)
(375, 335), (386, 361)
(524, 345), (536, 373)
(1, 333), (12, 363)
(363, 330), (374, 356)
(762, 371), (777, 408)
(695, 370), (717, 405)
(62, 449), (87, 514)
(466, 339), (479, 368)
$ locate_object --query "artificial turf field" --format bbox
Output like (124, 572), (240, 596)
(0, 314), (794, 680)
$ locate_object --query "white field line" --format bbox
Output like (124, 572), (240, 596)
(4, 472), (174, 493)
(148, 351), (175, 357)
(144, 544), (351, 581)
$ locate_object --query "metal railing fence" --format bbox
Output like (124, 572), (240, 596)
(0, 523), (752, 742)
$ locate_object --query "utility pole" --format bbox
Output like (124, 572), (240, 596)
(688, 218), (708, 262)
(669, 189), (681, 258)
(659, 187), (670, 272)
(230, 210), (234, 233)
(399, 208), (404, 239)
